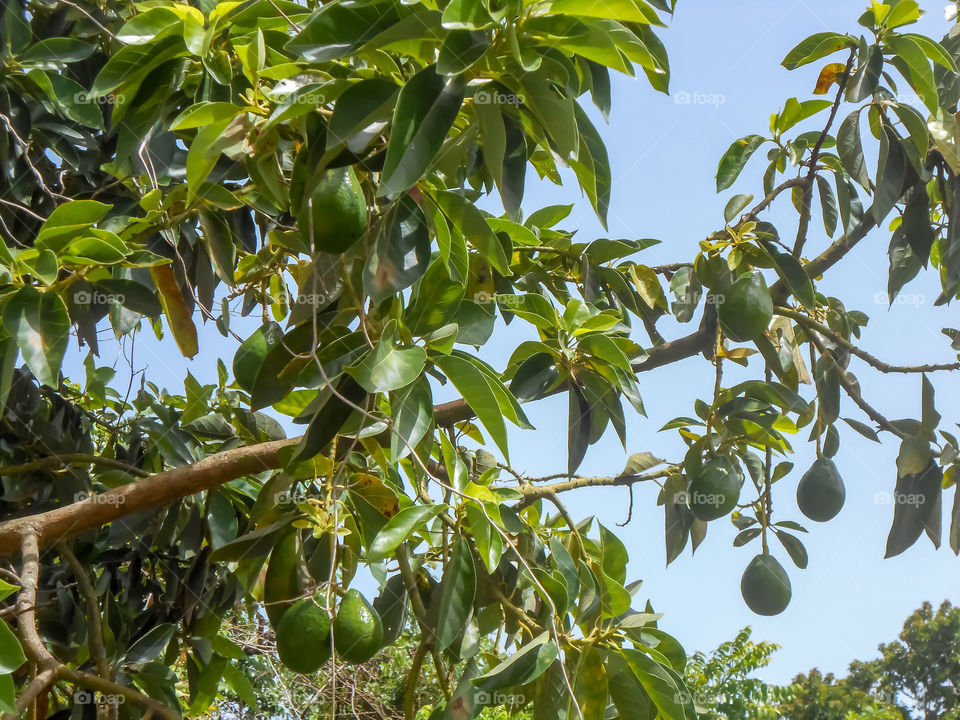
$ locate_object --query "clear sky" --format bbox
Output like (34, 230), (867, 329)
(61, 0), (960, 688)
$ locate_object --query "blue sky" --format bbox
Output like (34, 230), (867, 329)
(62, 0), (960, 688)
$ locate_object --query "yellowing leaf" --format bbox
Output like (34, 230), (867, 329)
(813, 63), (848, 94)
(150, 265), (198, 359)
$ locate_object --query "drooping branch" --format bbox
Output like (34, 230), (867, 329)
(9, 532), (180, 720)
(775, 306), (960, 374)
(804, 329), (903, 438)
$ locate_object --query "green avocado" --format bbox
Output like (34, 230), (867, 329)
(741, 553), (791, 616)
(276, 598), (331, 674)
(333, 589), (383, 664)
(299, 167), (367, 254)
(688, 456), (740, 521)
(797, 456), (845, 522)
(718, 272), (773, 342)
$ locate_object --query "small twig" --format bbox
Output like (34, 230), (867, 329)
(616, 485), (635, 527)
(0, 454), (148, 479)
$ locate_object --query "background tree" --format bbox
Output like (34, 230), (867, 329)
(683, 627), (796, 719)
(783, 601), (960, 720)
(0, 0), (958, 718)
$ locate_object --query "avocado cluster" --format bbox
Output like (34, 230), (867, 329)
(274, 589), (384, 673)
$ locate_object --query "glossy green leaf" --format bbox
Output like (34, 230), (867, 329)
(473, 633), (558, 691)
(435, 538), (477, 653)
(367, 504), (446, 561)
(2, 287), (70, 387)
(380, 66), (465, 195)
(716, 135), (765, 191)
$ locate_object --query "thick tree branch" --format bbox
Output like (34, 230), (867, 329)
(0, 439), (295, 555)
(0, 454), (148, 479)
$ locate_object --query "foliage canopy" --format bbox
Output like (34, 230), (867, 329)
(0, 0), (958, 718)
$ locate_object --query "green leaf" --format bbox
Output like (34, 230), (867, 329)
(367, 504), (446, 561)
(363, 196), (431, 303)
(434, 353), (511, 459)
(621, 648), (693, 720)
(723, 193), (754, 223)
(0, 622), (25, 673)
(91, 33), (188, 96)
(346, 320), (426, 393)
(782, 32), (851, 70)
(390, 376), (434, 461)
(550, 0), (662, 23)
(465, 502), (503, 572)
(432, 190), (511, 276)
(716, 135), (766, 191)
(775, 529), (808, 569)
(816, 175), (838, 237)
(441, 0), (493, 29)
(125, 623), (176, 664)
(327, 78), (398, 151)
(843, 417), (880, 442)
(0, 673), (15, 715)
(874, 125), (906, 223)
(885, 461), (942, 558)
(837, 111), (870, 189)
(435, 538), (477, 653)
(887, 35), (938, 113)
(170, 101), (242, 130)
(286, 0), (403, 62)
(233, 322), (282, 394)
(380, 66), (465, 196)
(769, 249), (816, 311)
(473, 633), (558, 691)
(518, 73), (579, 160)
(776, 98), (832, 133)
(2, 287), (70, 387)
(572, 647), (608, 720)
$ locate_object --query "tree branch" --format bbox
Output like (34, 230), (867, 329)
(58, 543), (110, 680)
(0, 438), (295, 555)
(0, 454), (148, 479)
(12, 533), (179, 720)
(804, 330), (903, 438)
(775, 306), (960, 374)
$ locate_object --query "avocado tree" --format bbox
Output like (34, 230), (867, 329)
(0, 0), (959, 718)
